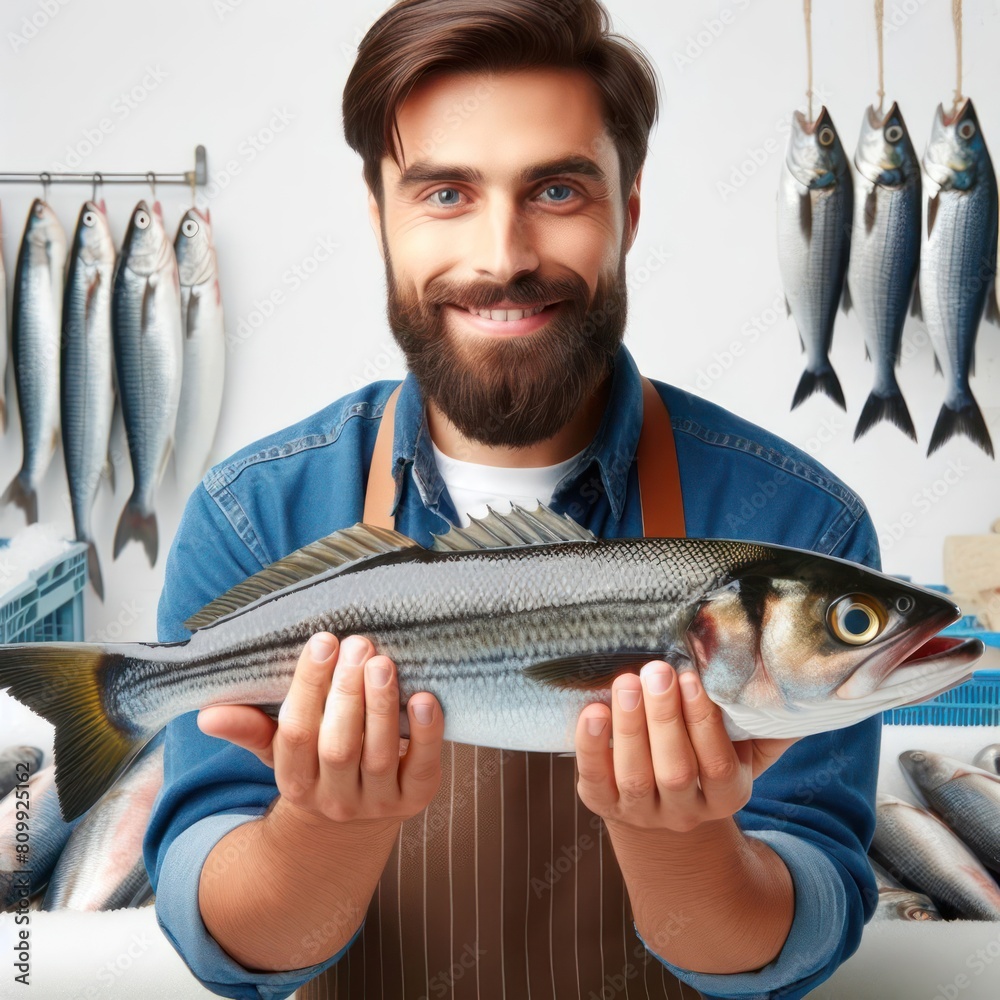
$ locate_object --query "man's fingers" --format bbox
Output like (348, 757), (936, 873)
(197, 706), (278, 767)
(609, 675), (656, 806)
(273, 633), (339, 803)
(639, 662), (700, 807)
(397, 694), (444, 807)
(574, 704), (618, 814)
(359, 655), (403, 799)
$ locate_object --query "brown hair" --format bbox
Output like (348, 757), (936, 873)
(342, 0), (659, 208)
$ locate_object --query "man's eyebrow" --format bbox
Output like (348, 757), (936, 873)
(395, 156), (609, 191)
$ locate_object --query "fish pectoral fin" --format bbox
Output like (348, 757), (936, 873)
(864, 343), (871, 362)
(430, 502), (596, 552)
(185, 286), (200, 339)
(841, 279), (853, 315)
(140, 277), (156, 336)
(909, 272), (922, 322)
(798, 190), (812, 241)
(927, 194), (940, 239)
(864, 187), (878, 234)
(183, 522), (424, 631)
(985, 284), (1000, 327)
(522, 652), (664, 690)
(784, 295), (792, 318)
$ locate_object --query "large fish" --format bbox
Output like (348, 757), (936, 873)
(899, 749), (1000, 875)
(847, 103), (921, 441)
(4, 199), (66, 523)
(173, 207), (225, 494)
(61, 200), (117, 600)
(777, 106), (853, 410)
(0, 505), (981, 822)
(111, 200), (183, 566)
(41, 741), (162, 911)
(1, 764), (79, 909)
(0, 745), (44, 800)
(0, 201), (8, 432)
(870, 793), (1000, 920)
(918, 98), (998, 457)
(868, 858), (942, 922)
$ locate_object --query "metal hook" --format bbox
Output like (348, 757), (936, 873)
(92, 172), (103, 203)
(39, 171), (51, 201)
(146, 170), (157, 200)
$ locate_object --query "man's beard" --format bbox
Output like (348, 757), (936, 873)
(384, 250), (628, 449)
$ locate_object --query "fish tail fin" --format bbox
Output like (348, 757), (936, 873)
(927, 399), (995, 458)
(1, 475), (38, 523)
(86, 540), (105, 602)
(854, 389), (918, 442)
(114, 498), (158, 566)
(0, 643), (149, 820)
(792, 366), (846, 411)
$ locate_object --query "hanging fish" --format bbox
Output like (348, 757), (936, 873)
(0, 504), (982, 822)
(173, 207), (225, 494)
(111, 200), (183, 566)
(848, 103), (921, 441)
(0, 201), (8, 433)
(777, 106), (853, 410)
(61, 200), (117, 600)
(4, 199), (66, 523)
(918, 98), (997, 458)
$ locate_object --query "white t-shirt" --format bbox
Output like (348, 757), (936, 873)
(430, 439), (586, 527)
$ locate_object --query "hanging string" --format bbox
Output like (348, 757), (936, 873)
(875, 0), (885, 112)
(952, 0), (963, 111)
(804, 0), (814, 121)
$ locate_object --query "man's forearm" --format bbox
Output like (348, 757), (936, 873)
(198, 797), (400, 972)
(606, 816), (794, 974)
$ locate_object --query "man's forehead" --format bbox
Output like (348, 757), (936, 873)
(384, 67), (618, 186)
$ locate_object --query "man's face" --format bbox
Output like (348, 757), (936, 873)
(369, 67), (640, 449)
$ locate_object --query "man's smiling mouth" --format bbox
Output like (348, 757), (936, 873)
(450, 301), (560, 323)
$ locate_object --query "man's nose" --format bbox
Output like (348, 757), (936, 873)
(468, 198), (541, 283)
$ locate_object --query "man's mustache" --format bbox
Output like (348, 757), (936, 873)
(422, 274), (590, 312)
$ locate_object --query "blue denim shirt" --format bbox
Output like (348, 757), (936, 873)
(144, 344), (881, 1000)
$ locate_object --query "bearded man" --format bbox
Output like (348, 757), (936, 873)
(145, 2), (882, 998)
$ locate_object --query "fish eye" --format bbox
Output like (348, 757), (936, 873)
(895, 594), (915, 614)
(82, 212), (96, 227)
(828, 594), (885, 645)
(182, 218), (199, 237)
(885, 124), (904, 143)
(910, 751), (925, 762)
(818, 126), (835, 147)
(959, 120), (976, 140)
(135, 211), (150, 229)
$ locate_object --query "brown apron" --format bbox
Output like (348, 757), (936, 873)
(300, 378), (699, 1000)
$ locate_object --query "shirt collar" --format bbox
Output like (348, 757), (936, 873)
(388, 343), (645, 522)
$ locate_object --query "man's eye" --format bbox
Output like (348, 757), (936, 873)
(428, 188), (463, 207)
(540, 184), (575, 203)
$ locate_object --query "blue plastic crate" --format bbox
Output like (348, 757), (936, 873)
(0, 539), (88, 644)
(882, 623), (1000, 726)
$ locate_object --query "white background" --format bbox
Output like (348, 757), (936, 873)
(0, 0), (998, 642)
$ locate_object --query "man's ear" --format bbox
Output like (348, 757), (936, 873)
(367, 183), (385, 261)
(624, 166), (642, 255)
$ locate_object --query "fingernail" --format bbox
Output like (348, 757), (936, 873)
(412, 702), (433, 726)
(642, 664), (672, 696)
(679, 672), (700, 701)
(339, 635), (369, 666)
(369, 660), (391, 688)
(617, 687), (641, 711)
(309, 634), (336, 662)
(587, 716), (607, 737)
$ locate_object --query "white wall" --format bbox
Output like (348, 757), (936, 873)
(0, 0), (997, 644)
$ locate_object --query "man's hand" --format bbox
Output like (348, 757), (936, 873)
(575, 661), (797, 832)
(197, 632), (445, 826)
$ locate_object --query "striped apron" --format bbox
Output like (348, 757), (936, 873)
(299, 378), (700, 999)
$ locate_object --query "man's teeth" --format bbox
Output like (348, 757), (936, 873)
(467, 304), (547, 322)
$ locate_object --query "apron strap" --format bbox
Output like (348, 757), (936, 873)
(363, 377), (686, 538)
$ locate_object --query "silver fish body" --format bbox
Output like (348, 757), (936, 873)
(848, 103), (921, 441)
(869, 859), (942, 922)
(0, 201), (8, 432)
(174, 207), (225, 494)
(899, 749), (1000, 874)
(41, 741), (162, 911)
(973, 743), (1000, 775)
(871, 793), (1000, 920)
(0, 745), (44, 800)
(0, 505), (980, 821)
(5, 199), (66, 523)
(919, 99), (998, 457)
(112, 200), (182, 566)
(61, 200), (117, 600)
(0, 765), (79, 909)
(777, 107), (853, 410)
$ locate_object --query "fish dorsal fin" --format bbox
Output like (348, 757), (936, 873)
(183, 523), (421, 631)
(430, 502), (596, 552)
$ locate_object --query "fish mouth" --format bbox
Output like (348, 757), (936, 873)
(941, 97), (973, 128)
(866, 101), (901, 130)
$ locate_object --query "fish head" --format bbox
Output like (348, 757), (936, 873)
(120, 199), (171, 276)
(898, 749), (960, 799)
(786, 106), (850, 189)
(973, 744), (1000, 775)
(687, 549), (981, 737)
(855, 102), (918, 186)
(174, 207), (215, 285)
(71, 200), (115, 266)
(924, 98), (993, 191)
